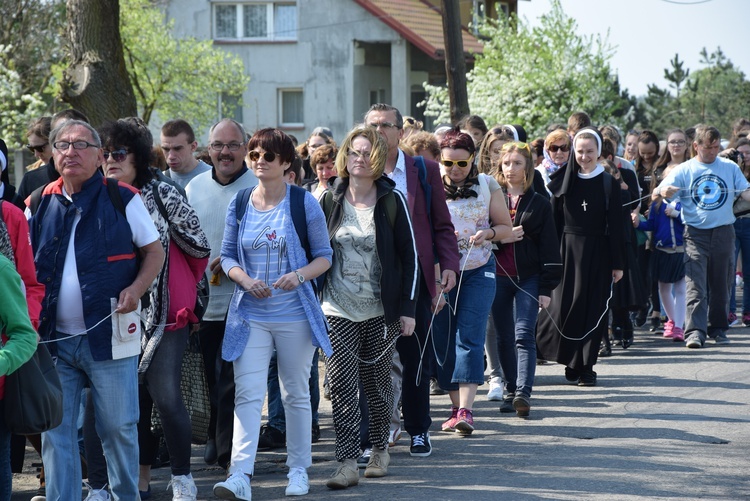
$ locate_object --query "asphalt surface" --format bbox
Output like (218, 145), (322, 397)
(11, 322), (750, 500)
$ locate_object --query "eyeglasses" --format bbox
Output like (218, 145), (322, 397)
(547, 143), (570, 153)
(209, 142), (243, 152)
(441, 156), (474, 168)
(491, 126), (514, 136)
(501, 141), (531, 154)
(404, 117), (415, 125)
(26, 142), (48, 153)
(348, 149), (372, 161)
(668, 140), (687, 146)
(53, 140), (99, 151)
(367, 121), (399, 130)
(103, 149), (130, 162)
(248, 150), (277, 163)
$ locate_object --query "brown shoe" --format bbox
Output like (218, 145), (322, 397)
(364, 447), (390, 478)
(326, 459), (359, 489)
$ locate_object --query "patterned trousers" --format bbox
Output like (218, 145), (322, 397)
(326, 315), (400, 461)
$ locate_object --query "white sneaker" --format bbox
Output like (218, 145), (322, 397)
(388, 426), (402, 446)
(486, 380), (504, 401)
(169, 473), (198, 501)
(83, 482), (110, 501)
(285, 467), (309, 496)
(213, 471), (252, 500)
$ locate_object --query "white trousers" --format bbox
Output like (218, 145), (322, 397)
(230, 319), (316, 474)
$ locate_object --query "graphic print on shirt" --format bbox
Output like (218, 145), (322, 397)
(691, 174), (728, 211)
(251, 225), (287, 284)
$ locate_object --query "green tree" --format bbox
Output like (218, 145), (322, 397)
(643, 48), (750, 137)
(0, 45), (47, 147)
(421, 0), (632, 137)
(120, 0), (250, 131)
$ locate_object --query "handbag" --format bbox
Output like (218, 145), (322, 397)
(151, 332), (210, 445)
(4, 344), (63, 435)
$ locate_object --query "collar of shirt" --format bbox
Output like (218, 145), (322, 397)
(386, 149), (407, 194)
(212, 163), (249, 186)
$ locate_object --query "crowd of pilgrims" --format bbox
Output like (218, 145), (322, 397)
(2, 106), (749, 500)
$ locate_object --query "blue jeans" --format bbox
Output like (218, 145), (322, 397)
(492, 274), (540, 398)
(267, 349), (320, 432)
(433, 259), (496, 390)
(42, 336), (139, 501)
(0, 403), (10, 501)
(730, 217), (750, 314)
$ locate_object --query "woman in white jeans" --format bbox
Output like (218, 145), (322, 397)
(214, 128), (333, 499)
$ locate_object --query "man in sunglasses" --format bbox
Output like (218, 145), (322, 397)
(362, 103), (459, 459)
(185, 118), (258, 469)
(30, 119), (164, 501)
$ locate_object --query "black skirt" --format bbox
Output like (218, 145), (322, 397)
(650, 249), (685, 283)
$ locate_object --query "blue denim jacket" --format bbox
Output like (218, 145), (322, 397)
(220, 184), (333, 361)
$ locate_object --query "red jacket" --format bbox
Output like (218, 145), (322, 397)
(402, 153), (460, 298)
(2, 202), (43, 329)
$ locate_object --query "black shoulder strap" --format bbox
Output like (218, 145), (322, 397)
(235, 187), (252, 225)
(414, 155), (431, 217)
(289, 185), (312, 263)
(152, 182), (169, 223)
(106, 178), (126, 217)
(384, 192), (397, 228)
(29, 185), (45, 216)
(0, 200), (4, 224)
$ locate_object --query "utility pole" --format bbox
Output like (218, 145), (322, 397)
(441, 0), (470, 123)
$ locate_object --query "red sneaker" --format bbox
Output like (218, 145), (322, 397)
(671, 326), (685, 342)
(454, 408), (474, 436)
(441, 406), (459, 432)
(663, 320), (675, 338)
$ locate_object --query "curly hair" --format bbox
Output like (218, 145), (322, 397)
(98, 120), (155, 189)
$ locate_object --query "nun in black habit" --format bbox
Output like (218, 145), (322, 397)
(536, 127), (624, 386)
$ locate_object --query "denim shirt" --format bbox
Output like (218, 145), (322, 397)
(220, 184), (333, 361)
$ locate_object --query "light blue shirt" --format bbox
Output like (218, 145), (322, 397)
(658, 156), (749, 229)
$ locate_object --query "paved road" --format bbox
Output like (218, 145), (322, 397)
(11, 325), (750, 500)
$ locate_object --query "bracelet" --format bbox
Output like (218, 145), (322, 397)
(489, 227), (496, 240)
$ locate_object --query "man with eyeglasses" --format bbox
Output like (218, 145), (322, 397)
(30, 119), (165, 501)
(185, 118), (257, 470)
(362, 103), (459, 459)
(160, 119), (212, 189)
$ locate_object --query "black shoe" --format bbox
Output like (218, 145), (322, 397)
(204, 438), (217, 465)
(312, 423), (321, 444)
(649, 316), (661, 332)
(512, 395), (530, 417)
(409, 432), (432, 457)
(429, 378), (445, 395)
(578, 370), (597, 387)
(598, 344), (611, 357)
(564, 367), (580, 382)
(633, 310), (647, 328)
(499, 394), (515, 413)
(323, 381), (331, 401)
(257, 424), (286, 450)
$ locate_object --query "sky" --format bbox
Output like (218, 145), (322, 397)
(516, 0), (750, 97)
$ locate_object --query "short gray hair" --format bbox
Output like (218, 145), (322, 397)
(209, 118), (247, 143)
(50, 119), (102, 148)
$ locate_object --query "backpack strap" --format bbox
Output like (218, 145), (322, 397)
(413, 156), (431, 218)
(152, 182), (170, 223)
(29, 185), (45, 216)
(235, 187), (253, 226)
(289, 185), (312, 263)
(477, 174), (492, 208)
(106, 178), (126, 218)
(383, 191), (397, 229)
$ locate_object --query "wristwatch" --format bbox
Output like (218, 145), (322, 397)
(294, 270), (305, 284)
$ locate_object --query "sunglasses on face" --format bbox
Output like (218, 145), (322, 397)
(248, 150), (277, 163)
(26, 143), (48, 153)
(103, 149), (130, 162)
(547, 144), (570, 153)
(441, 156), (474, 168)
(367, 121), (399, 130)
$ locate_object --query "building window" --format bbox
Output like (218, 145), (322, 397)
(279, 89), (303, 127)
(213, 2), (297, 41)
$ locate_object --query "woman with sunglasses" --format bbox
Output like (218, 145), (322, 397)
(98, 119), (211, 500)
(214, 128), (331, 499)
(536, 127), (624, 387)
(321, 125), (416, 490)
(491, 141), (561, 417)
(433, 128), (512, 435)
(537, 128), (571, 189)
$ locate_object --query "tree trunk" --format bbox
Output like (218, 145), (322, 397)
(62, 0), (137, 126)
(441, 0), (470, 123)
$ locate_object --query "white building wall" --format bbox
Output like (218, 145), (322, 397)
(166, 0), (406, 144)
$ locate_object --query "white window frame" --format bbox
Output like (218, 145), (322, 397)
(212, 1), (297, 42)
(278, 88), (304, 128)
